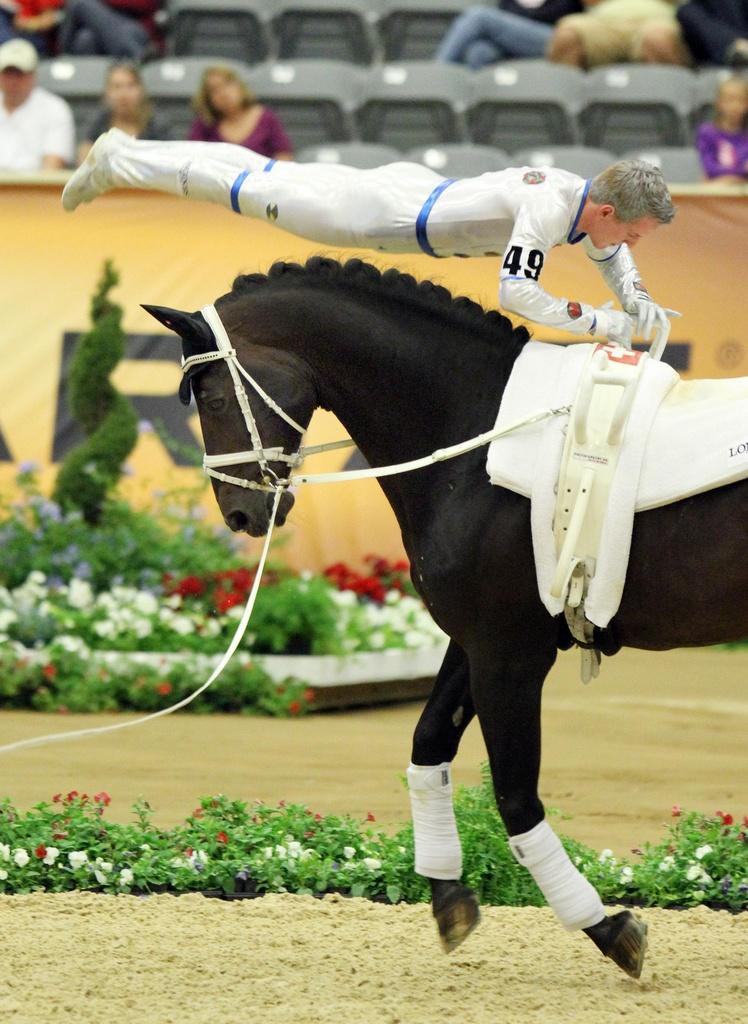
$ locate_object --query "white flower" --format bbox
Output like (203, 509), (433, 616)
(275, 845), (287, 859)
(619, 866), (634, 884)
(368, 631), (386, 649)
(68, 851), (88, 870)
(119, 868), (134, 886)
(55, 635), (86, 654)
(686, 864), (701, 881)
(343, 846), (356, 860)
(140, 843), (150, 851)
(385, 591), (401, 605)
(695, 844), (712, 860)
(93, 619), (116, 639)
(363, 857), (382, 871)
(165, 594), (183, 610)
(658, 855), (675, 871)
(133, 618), (153, 639)
(0, 843), (10, 861)
(404, 630), (426, 648)
(94, 858), (113, 873)
(299, 850), (314, 862)
(133, 592), (158, 615)
(287, 841), (302, 858)
(193, 850), (208, 866)
(598, 849), (614, 863)
(264, 847), (274, 859)
(94, 870), (109, 885)
(0, 609), (18, 631)
(28, 571), (46, 585)
(12, 849), (29, 868)
(0, 869), (7, 881)
(67, 578), (93, 609)
(169, 615), (194, 636)
(43, 847), (60, 865)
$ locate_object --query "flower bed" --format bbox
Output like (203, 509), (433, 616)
(0, 773), (745, 910)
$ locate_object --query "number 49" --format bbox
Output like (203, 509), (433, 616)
(502, 246), (544, 280)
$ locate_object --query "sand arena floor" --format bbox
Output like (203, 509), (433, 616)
(0, 647), (746, 1022)
(0, 891), (745, 1024)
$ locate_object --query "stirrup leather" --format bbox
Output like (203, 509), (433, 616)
(551, 343), (647, 681)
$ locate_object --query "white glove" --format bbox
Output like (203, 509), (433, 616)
(590, 302), (635, 348)
(624, 295), (681, 341)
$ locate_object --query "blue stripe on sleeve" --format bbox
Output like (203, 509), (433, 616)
(588, 244), (622, 263)
(263, 160), (276, 172)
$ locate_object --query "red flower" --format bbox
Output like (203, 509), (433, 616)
(314, 813), (322, 822)
(288, 700), (301, 716)
(185, 847), (193, 858)
(304, 830), (315, 839)
(216, 831), (229, 844)
(34, 844), (47, 859)
(214, 588), (244, 615)
(671, 804), (681, 817)
(42, 663), (57, 679)
(716, 810), (734, 826)
(52, 832), (67, 841)
(278, 800), (286, 808)
(176, 575), (204, 597)
(743, 816), (748, 828)
(52, 793), (62, 803)
(94, 791), (111, 807)
(366, 812), (376, 822)
(155, 681), (172, 696)
(393, 560), (410, 572)
(191, 807), (204, 819)
(738, 832), (746, 843)
(65, 790), (79, 804)
(303, 689), (315, 704)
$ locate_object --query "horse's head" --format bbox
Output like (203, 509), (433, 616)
(143, 303), (316, 537)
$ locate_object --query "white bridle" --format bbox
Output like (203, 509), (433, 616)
(188, 303), (571, 494)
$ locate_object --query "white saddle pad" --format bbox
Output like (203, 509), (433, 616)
(487, 342), (748, 627)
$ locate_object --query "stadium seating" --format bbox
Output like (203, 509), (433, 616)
(37, 57), (111, 142)
(511, 145), (615, 178)
(467, 61), (584, 150)
(273, 0), (380, 64)
(356, 61), (470, 149)
(622, 147), (703, 184)
(168, 0), (271, 63)
(248, 59), (363, 146)
(406, 143), (510, 176)
(692, 67), (731, 129)
(580, 65), (695, 153)
(143, 57), (252, 138)
(379, 0), (472, 61)
(296, 141), (401, 167)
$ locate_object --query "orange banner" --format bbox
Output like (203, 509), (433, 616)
(1, 183), (746, 569)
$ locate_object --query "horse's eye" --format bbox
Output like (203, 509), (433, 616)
(205, 396), (226, 413)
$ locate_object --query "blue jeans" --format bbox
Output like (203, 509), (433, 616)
(58, 0), (150, 60)
(0, 11), (53, 54)
(437, 7), (553, 69)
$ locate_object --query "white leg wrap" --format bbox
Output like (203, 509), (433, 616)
(407, 762), (462, 880)
(508, 820), (605, 931)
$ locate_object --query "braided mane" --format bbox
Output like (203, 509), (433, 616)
(226, 256), (530, 356)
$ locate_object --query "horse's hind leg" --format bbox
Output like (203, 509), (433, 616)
(409, 639), (480, 953)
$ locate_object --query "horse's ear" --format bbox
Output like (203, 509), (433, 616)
(141, 304), (212, 344)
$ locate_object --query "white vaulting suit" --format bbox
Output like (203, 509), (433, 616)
(63, 130), (646, 342)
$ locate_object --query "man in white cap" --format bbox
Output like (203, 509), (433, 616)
(0, 38), (74, 170)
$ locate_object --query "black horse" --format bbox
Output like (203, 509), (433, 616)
(146, 256), (747, 978)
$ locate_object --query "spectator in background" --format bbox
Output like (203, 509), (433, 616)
(0, 37), (74, 169)
(189, 65), (292, 160)
(77, 61), (171, 164)
(59, 0), (162, 61)
(677, 1), (748, 69)
(547, 0), (690, 68)
(0, 0), (64, 56)
(696, 75), (748, 182)
(438, 0), (583, 70)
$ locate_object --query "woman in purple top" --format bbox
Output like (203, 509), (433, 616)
(188, 65), (293, 160)
(696, 75), (748, 183)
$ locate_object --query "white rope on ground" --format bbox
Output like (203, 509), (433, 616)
(0, 491), (282, 755)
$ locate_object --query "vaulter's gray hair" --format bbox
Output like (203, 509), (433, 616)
(589, 159), (676, 224)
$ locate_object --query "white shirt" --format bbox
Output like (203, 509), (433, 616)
(0, 87), (75, 171)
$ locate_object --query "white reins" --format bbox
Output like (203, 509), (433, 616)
(0, 305), (569, 756)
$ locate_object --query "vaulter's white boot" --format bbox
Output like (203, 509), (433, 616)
(62, 129), (265, 212)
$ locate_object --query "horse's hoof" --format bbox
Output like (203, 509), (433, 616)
(584, 910), (648, 979)
(431, 880), (481, 953)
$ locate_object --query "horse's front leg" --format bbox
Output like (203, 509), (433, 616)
(408, 638), (480, 952)
(470, 638), (648, 979)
